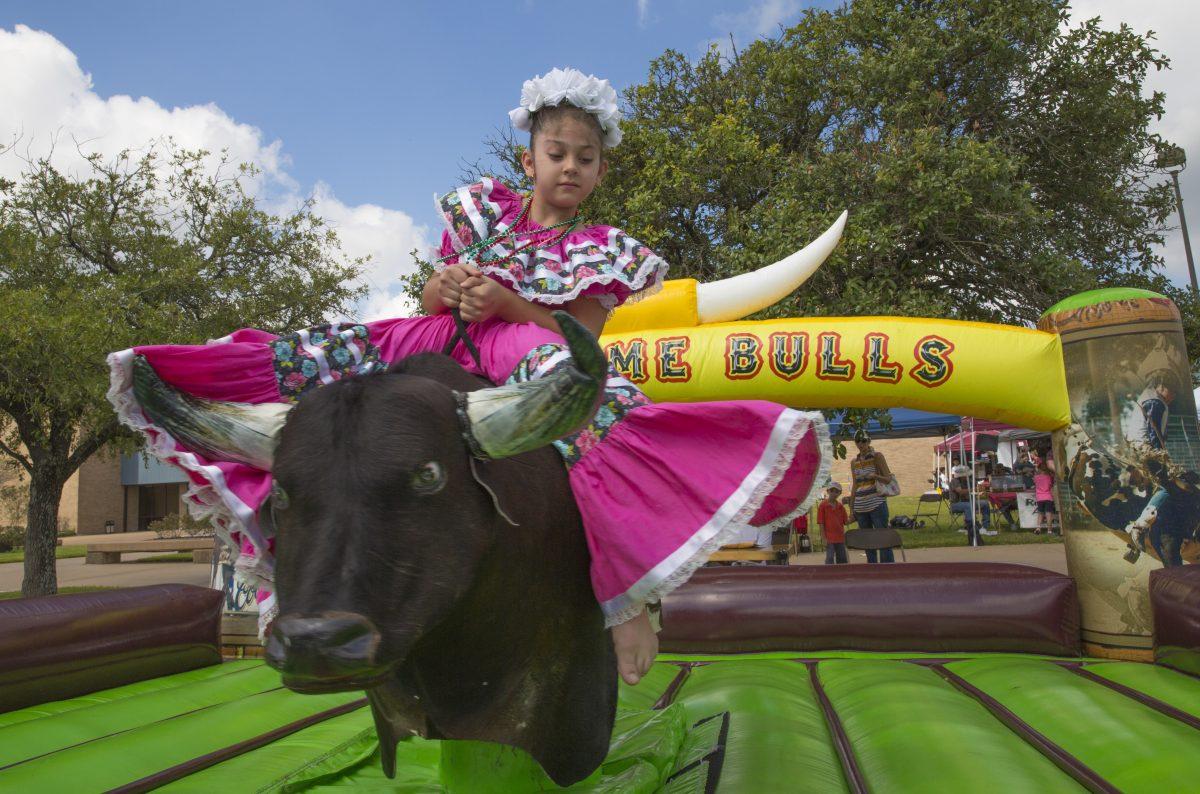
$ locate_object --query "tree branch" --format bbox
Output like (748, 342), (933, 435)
(65, 418), (121, 476)
(0, 436), (31, 474)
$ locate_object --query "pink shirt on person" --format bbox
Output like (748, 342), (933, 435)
(1033, 472), (1054, 502)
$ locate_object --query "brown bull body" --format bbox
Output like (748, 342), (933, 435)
(264, 353), (617, 785)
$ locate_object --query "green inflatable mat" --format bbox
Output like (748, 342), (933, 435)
(162, 701), (694, 792)
(816, 659), (1082, 793)
(5, 655), (1200, 791)
(0, 685), (363, 791)
(616, 662), (681, 712)
(0, 659), (261, 730)
(669, 659), (847, 793)
(1083, 660), (1200, 719)
(0, 662), (281, 768)
(947, 657), (1200, 791)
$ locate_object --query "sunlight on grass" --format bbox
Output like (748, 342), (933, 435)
(0, 585), (120, 600)
(0, 545), (89, 565)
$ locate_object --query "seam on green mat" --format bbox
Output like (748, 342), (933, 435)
(653, 663), (695, 710)
(803, 661), (867, 794)
(109, 697), (368, 793)
(656, 651), (1095, 663)
(927, 663), (1117, 794)
(257, 725), (377, 793)
(0, 686), (286, 772)
(0, 661), (264, 728)
(1059, 663), (1200, 733)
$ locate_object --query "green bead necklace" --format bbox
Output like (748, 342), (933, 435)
(437, 192), (581, 267)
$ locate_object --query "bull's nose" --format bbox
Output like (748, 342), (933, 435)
(265, 612), (383, 686)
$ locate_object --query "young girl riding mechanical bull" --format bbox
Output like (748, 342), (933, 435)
(107, 68), (832, 686)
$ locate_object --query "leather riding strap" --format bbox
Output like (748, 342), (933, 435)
(442, 308), (484, 371)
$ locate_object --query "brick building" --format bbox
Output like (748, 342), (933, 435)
(828, 436), (939, 497)
(0, 449), (187, 535)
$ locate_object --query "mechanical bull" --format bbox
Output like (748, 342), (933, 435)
(131, 312), (618, 786)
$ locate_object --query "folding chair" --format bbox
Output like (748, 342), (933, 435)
(844, 527), (906, 562)
(910, 491), (944, 527)
(944, 499), (966, 530)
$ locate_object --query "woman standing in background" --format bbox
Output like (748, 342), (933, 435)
(849, 432), (897, 562)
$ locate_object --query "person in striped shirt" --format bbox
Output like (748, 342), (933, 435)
(849, 432), (897, 563)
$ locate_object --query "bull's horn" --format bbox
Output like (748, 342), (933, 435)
(696, 210), (848, 324)
(456, 311), (606, 459)
(132, 355), (292, 471)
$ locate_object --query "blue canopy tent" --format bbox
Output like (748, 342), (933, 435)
(826, 408), (961, 439)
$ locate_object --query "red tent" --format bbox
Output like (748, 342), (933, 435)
(933, 419), (1017, 453)
(934, 429), (999, 454)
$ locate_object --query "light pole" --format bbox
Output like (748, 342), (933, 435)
(1160, 146), (1197, 295)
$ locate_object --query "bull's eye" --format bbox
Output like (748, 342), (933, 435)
(412, 461), (446, 495)
(272, 483), (290, 510)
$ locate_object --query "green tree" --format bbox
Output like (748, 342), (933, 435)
(0, 145), (365, 596)
(455, 0), (1187, 437)
(590, 0), (1176, 327)
(466, 1), (1175, 323)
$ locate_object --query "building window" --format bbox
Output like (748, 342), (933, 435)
(137, 483), (182, 531)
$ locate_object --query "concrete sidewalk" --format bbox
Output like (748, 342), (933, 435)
(790, 540), (1068, 574)
(0, 554), (213, 593)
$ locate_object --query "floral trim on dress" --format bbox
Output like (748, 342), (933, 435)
(434, 178), (668, 310)
(272, 324), (385, 401)
(507, 343), (652, 467)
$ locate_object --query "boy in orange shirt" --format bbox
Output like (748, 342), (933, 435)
(817, 482), (850, 564)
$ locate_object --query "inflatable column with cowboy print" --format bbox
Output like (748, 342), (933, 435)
(1039, 288), (1200, 659)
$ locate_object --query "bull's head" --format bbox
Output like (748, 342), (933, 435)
(131, 312), (606, 693)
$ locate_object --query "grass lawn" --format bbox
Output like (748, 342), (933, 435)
(0, 545), (89, 565)
(834, 495), (1064, 550)
(130, 553), (196, 563)
(0, 585), (120, 600)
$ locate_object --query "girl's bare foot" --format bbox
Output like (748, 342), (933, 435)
(611, 608), (658, 686)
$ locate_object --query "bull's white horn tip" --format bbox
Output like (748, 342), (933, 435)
(696, 210), (849, 324)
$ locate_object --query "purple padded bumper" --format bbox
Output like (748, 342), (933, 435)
(660, 563), (1081, 656)
(1151, 565), (1200, 675)
(0, 583), (223, 713)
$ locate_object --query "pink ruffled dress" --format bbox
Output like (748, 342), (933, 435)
(107, 178), (831, 629)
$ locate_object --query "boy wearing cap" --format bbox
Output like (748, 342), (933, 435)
(818, 483), (850, 564)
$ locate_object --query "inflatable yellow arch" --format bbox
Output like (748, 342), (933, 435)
(603, 277), (1070, 432)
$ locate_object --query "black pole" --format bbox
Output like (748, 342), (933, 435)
(1170, 169), (1198, 295)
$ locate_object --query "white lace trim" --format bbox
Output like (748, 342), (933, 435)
(257, 598), (279, 639)
(601, 412), (831, 627)
(432, 182), (669, 310)
(483, 252), (668, 310)
(105, 350), (273, 599)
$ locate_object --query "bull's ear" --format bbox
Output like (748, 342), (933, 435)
(469, 450), (575, 529)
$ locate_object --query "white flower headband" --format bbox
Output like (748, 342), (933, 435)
(508, 67), (623, 148)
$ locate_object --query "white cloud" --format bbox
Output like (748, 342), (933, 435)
(295, 183), (431, 321)
(710, 0), (803, 53)
(0, 24), (426, 319)
(1067, 1), (1200, 288)
(637, 0), (651, 26)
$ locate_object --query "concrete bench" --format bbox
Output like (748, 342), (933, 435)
(707, 548), (785, 563)
(84, 538), (216, 565)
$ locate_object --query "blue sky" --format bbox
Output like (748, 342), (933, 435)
(0, 0), (822, 216)
(0, 1), (1196, 315)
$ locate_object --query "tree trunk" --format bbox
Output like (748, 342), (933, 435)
(22, 468), (66, 597)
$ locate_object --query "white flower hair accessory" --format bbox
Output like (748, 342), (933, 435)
(508, 67), (623, 148)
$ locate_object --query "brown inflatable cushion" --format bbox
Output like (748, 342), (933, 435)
(660, 563), (1080, 656)
(1151, 565), (1200, 675)
(0, 583), (224, 713)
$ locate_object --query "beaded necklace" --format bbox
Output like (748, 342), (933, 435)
(436, 192), (581, 268)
